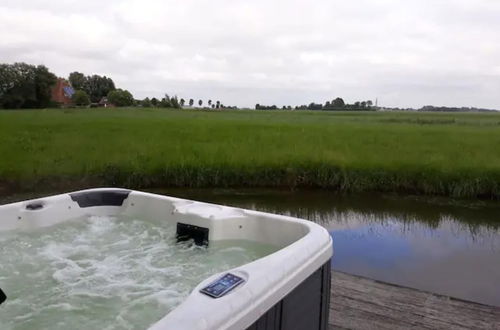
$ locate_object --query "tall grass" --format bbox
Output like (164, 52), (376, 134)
(1, 108), (500, 198)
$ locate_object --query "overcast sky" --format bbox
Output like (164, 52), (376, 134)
(1, 0), (499, 108)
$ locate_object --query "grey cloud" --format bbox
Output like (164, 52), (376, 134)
(1, 0), (499, 108)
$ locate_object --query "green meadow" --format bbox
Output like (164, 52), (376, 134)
(1, 108), (500, 198)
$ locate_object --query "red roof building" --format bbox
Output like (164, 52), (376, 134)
(51, 78), (75, 106)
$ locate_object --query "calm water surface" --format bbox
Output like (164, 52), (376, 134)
(156, 189), (500, 307)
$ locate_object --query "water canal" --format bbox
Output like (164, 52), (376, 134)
(157, 188), (500, 307)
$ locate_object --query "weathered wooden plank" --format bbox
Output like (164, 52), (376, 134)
(329, 271), (500, 330)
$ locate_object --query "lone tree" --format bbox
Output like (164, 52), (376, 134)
(160, 94), (172, 108)
(332, 97), (345, 108)
(180, 98), (185, 107)
(170, 96), (181, 109)
(198, 99), (202, 107)
(107, 89), (134, 107)
(216, 100), (220, 109)
(68, 72), (87, 91)
(189, 98), (194, 107)
(72, 90), (90, 106)
(34, 65), (58, 108)
(0, 63), (57, 109)
(80, 74), (115, 103)
(142, 97), (151, 107)
(208, 100), (212, 107)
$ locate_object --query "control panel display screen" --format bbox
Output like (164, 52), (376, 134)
(200, 273), (245, 298)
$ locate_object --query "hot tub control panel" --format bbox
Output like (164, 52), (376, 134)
(200, 273), (245, 298)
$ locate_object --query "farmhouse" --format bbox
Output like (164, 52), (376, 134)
(98, 97), (115, 108)
(50, 78), (74, 106)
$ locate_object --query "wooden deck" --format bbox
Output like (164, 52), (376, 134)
(329, 271), (500, 330)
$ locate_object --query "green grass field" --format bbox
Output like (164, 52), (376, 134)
(1, 108), (500, 198)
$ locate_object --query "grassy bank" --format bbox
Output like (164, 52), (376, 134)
(1, 108), (500, 199)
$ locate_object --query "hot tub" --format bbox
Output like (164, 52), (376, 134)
(0, 188), (333, 330)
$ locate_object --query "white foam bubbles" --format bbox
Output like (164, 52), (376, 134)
(0, 215), (277, 330)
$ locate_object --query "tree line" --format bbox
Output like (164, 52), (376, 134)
(0, 62), (135, 109)
(0, 63), (57, 108)
(3, 62), (495, 113)
(140, 97), (233, 109)
(0, 62), (231, 109)
(419, 105), (497, 112)
(256, 98), (375, 111)
(69, 72), (115, 103)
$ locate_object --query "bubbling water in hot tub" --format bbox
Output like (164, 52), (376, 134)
(0, 215), (278, 330)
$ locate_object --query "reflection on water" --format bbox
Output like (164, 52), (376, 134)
(156, 189), (500, 307)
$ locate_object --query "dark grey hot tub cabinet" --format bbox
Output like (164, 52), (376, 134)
(247, 262), (331, 330)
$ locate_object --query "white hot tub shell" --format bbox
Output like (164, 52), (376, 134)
(0, 188), (333, 330)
